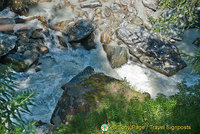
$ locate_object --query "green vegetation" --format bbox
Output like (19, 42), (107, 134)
(0, 65), (36, 134)
(56, 79), (200, 134)
(182, 48), (200, 73)
(149, 0), (200, 36)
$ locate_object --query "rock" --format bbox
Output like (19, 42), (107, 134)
(2, 54), (29, 72)
(1, 31), (42, 72)
(61, 66), (95, 89)
(58, 36), (68, 48)
(110, 3), (121, 10)
(0, 33), (17, 57)
(142, 0), (159, 11)
(31, 29), (44, 39)
(80, 1), (102, 8)
(117, 26), (187, 76)
(192, 38), (200, 47)
(10, 0), (29, 16)
(103, 6), (112, 17)
(35, 67), (41, 72)
(100, 32), (111, 44)
(81, 33), (97, 50)
(103, 42), (128, 68)
(64, 19), (96, 42)
(0, 0), (9, 11)
(40, 46), (49, 54)
(51, 67), (145, 126)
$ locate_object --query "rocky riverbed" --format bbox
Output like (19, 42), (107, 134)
(0, 0), (200, 132)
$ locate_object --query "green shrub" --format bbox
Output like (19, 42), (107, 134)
(149, 0), (200, 36)
(0, 65), (36, 134)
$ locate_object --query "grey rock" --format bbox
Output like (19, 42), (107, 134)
(62, 66), (95, 90)
(0, 33), (17, 57)
(103, 42), (128, 68)
(64, 19), (96, 43)
(192, 38), (200, 47)
(80, 1), (102, 8)
(117, 27), (187, 76)
(142, 0), (159, 11)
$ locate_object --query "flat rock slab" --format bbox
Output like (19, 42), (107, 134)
(117, 26), (187, 76)
(64, 19), (96, 42)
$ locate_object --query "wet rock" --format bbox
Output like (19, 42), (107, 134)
(51, 67), (145, 126)
(100, 32), (111, 44)
(58, 36), (68, 48)
(31, 29), (44, 39)
(1, 31), (43, 72)
(192, 38), (200, 47)
(80, 1), (102, 8)
(81, 33), (97, 50)
(62, 66), (95, 89)
(0, 33), (17, 57)
(0, 0), (9, 11)
(64, 19), (96, 42)
(35, 67), (41, 72)
(117, 26), (187, 76)
(142, 0), (159, 11)
(103, 42), (128, 68)
(10, 0), (29, 16)
(40, 46), (49, 54)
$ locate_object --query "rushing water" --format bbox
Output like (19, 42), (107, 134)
(1, 0), (199, 124)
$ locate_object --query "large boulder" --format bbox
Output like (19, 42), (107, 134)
(103, 42), (129, 68)
(117, 26), (187, 76)
(51, 66), (145, 126)
(64, 19), (97, 50)
(0, 33), (17, 57)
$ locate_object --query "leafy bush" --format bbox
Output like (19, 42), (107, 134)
(181, 48), (200, 73)
(149, 0), (200, 36)
(0, 65), (36, 134)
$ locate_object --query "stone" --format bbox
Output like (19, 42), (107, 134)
(0, 33), (17, 57)
(64, 19), (96, 42)
(116, 26), (187, 76)
(40, 46), (49, 54)
(103, 6), (112, 17)
(81, 33), (97, 50)
(31, 29), (44, 39)
(142, 0), (159, 11)
(0, 31), (43, 72)
(192, 38), (200, 47)
(51, 67), (145, 126)
(80, 1), (102, 8)
(61, 66), (95, 90)
(103, 42), (128, 68)
(100, 32), (111, 44)
(58, 36), (68, 48)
